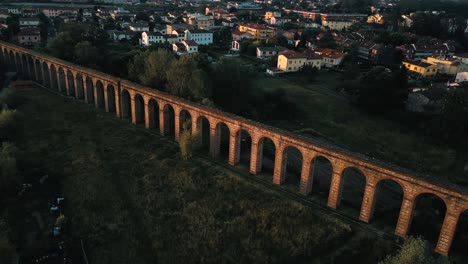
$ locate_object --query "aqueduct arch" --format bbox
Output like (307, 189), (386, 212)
(1, 41), (467, 256)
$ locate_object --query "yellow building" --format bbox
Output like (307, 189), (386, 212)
(277, 50), (322, 72)
(321, 18), (354, 30)
(238, 23), (276, 40)
(421, 56), (462, 76)
(367, 14), (384, 24)
(265, 11), (281, 20)
(403, 60), (438, 77)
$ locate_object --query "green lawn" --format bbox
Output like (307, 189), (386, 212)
(8, 87), (399, 263)
(254, 72), (462, 185)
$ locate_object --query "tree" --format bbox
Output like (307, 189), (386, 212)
(0, 15), (19, 41)
(0, 142), (18, 194)
(142, 49), (175, 89)
(440, 87), (468, 158)
(339, 0), (372, 13)
(37, 12), (49, 42)
(135, 11), (149, 22)
(127, 51), (146, 82)
(74, 41), (99, 67)
(346, 66), (408, 111)
(399, 0), (419, 14)
(0, 109), (17, 142)
(211, 58), (255, 113)
(317, 31), (337, 49)
(179, 121), (200, 160)
(268, 35), (288, 47)
(197, 4), (207, 15)
(166, 54), (211, 100)
(380, 237), (450, 264)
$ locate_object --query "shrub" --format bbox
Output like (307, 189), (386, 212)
(380, 237), (450, 264)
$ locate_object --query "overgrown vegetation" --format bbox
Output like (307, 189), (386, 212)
(1, 86), (403, 263)
(380, 237), (450, 264)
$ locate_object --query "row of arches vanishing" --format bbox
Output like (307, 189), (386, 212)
(1, 45), (467, 256)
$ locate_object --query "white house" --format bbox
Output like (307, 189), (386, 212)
(313, 48), (346, 68)
(256, 46), (287, 60)
(19, 17), (40, 28)
(129, 22), (149, 32)
(455, 72), (468, 83)
(172, 40), (199, 55)
(171, 29), (186, 43)
(141, 31), (164, 46)
(270, 17), (291, 26)
(113, 30), (135, 41)
(184, 29), (213, 45)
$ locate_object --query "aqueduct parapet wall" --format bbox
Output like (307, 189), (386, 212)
(1, 41), (467, 255)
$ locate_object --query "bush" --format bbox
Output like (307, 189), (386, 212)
(0, 142), (19, 194)
(179, 129), (200, 161)
(0, 109), (18, 142)
(380, 237), (450, 264)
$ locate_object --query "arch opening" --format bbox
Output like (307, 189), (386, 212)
(236, 129), (252, 170)
(134, 94), (145, 124)
(9, 51), (15, 71)
(85, 77), (94, 103)
(21, 54), (27, 78)
(66, 70), (75, 96)
(215, 122), (230, 160)
(282, 146), (303, 188)
(339, 167), (367, 216)
(50, 65), (58, 90)
(15, 53), (21, 74)
(196, 116), (210, 152)
(372, 179), (404, 231)
(42, 62), (50, 88)
(27, 57), (34, 80)
(258, 137), (276, 180)
(58, 67), (66, 93)
(75, 73), (84, 99)
(179, 109), (192, 134)
(452, 210), (468, 257)
(121, 89), (131, 118)
(35, 60), (42, 84)
(95, 81), (105, 108)
(107, 84), (116, 112)
(408, 193), (447, 245)
(147, 99), (160, 129)
(310, 156), (333, 203)
(163, 104), (175, 140)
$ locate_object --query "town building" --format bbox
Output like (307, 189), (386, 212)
(238, 24), (275, 40)
(17, 28), (41, 46)
(141, 31), (164, 46)
(277, 50), (322, 72)
(256, 46), (287, 60)
(313, 48), (346, 67)
(231, 30), (254, 41)
(367, 14), (384, 24)
(264, 11), (281, 20)
(19, 17), (40, 28)
(397, 43), (456, 61)
(422, 56), (468, 76)
(184, 29), (213, 45)
(129, 22), (149, 32)
(322, 17), (355, 30)
(42, 7), (76, 18)
(113, 30), (136, 41)
(403, 60), (438, 77)
(185, 14), (215, 29)
(172, 40), (198, 55)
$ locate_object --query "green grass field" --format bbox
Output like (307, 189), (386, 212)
(254, 72), (463, 185)
(8, 87), (400, 263)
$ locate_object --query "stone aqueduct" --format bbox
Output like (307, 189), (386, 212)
(1, 41), (467, 255)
